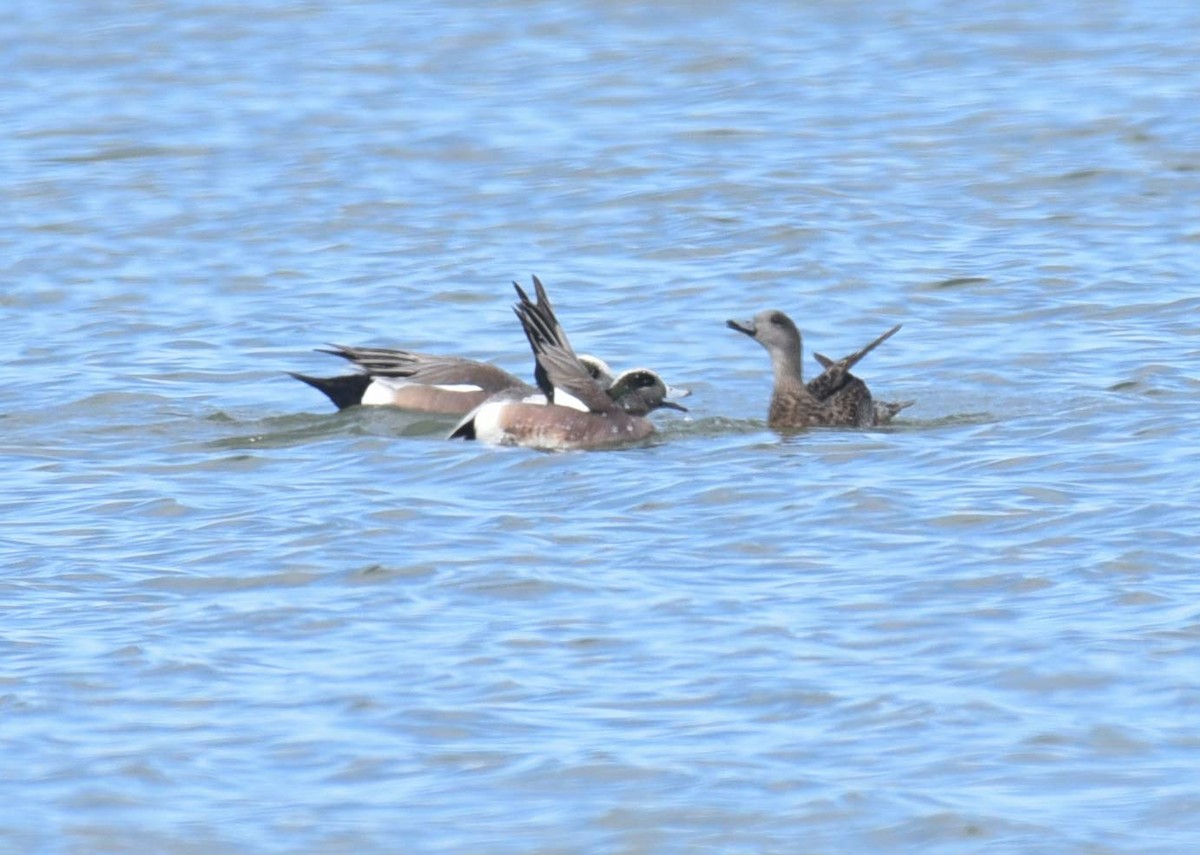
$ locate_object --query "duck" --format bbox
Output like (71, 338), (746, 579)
(726, 309), (908, 429)
(289, 347), (529, 414)
(290, 296), (687, 417)
(449, 277), (687, 450)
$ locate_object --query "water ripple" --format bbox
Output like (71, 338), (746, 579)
(5, 0), (1200, 851)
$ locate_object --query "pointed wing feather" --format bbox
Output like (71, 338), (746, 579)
(317, 344), (520, 390)
(512, 278), (615, 414)
(807, 324), (902, 401)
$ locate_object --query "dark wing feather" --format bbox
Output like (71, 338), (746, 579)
(512, 280), (553, 399)
(317, 344), (520, 390)
(512, 277), (616, 413)
(806, 324), (902, 401)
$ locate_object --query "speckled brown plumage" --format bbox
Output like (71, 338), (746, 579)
(727, 309), (908, 429)
(811, 351), (913, 425)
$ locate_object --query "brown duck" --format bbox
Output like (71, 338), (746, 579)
(449, 277), (688, 450)
(727, 309), (911, 429)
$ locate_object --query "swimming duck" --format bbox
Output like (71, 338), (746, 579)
(450, 277), (687, 450)
(727, 309), (907, 428)
(289, 347), (527, 414)
(291, 302), (687, 416)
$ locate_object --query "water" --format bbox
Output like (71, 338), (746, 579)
(4, 0), (1200, 851)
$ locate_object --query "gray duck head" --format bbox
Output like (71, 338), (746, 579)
(727, 310), (803, 365)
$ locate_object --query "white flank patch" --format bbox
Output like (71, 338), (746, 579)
(554, 387), (590, 413)
(469, 402), (508, 445)
(361, 378), (481, 405)
(521, 392), (549, 405)
(361, 378), (409, 406)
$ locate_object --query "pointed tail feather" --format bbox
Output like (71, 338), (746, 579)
(288, 372), (371, 410)
(447, 413), (476, 440)
(874, 398), (915, 424)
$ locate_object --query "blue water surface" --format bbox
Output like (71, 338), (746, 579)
(3, 1), (1200, 852)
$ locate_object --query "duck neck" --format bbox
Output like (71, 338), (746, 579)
(770, 343), (805, 392)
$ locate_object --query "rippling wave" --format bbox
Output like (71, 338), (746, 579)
(4, 0), (1200, 851)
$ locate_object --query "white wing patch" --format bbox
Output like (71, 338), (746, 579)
(554, 388), (590, 413)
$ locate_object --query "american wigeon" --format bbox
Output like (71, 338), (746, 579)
(289, 347), (524, 414)
(449, 278), (687, 450)
(291, 295), (688, 416)
(727, 309), (909, 429)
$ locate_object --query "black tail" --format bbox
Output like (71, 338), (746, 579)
(288, 372), (371, 411)
(447, 415), (476, 440)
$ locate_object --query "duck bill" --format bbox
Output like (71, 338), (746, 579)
(726, 318), (756, 336)
(665, 384), (691, 400)
(660, 399), (689, 412)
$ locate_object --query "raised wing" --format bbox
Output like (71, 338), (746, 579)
(807, 323), (901, 401)
(512, 276), (616, 414)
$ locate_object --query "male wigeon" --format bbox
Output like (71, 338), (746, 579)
(291, 285), (687, 417)
(449, 278), (687, 450)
